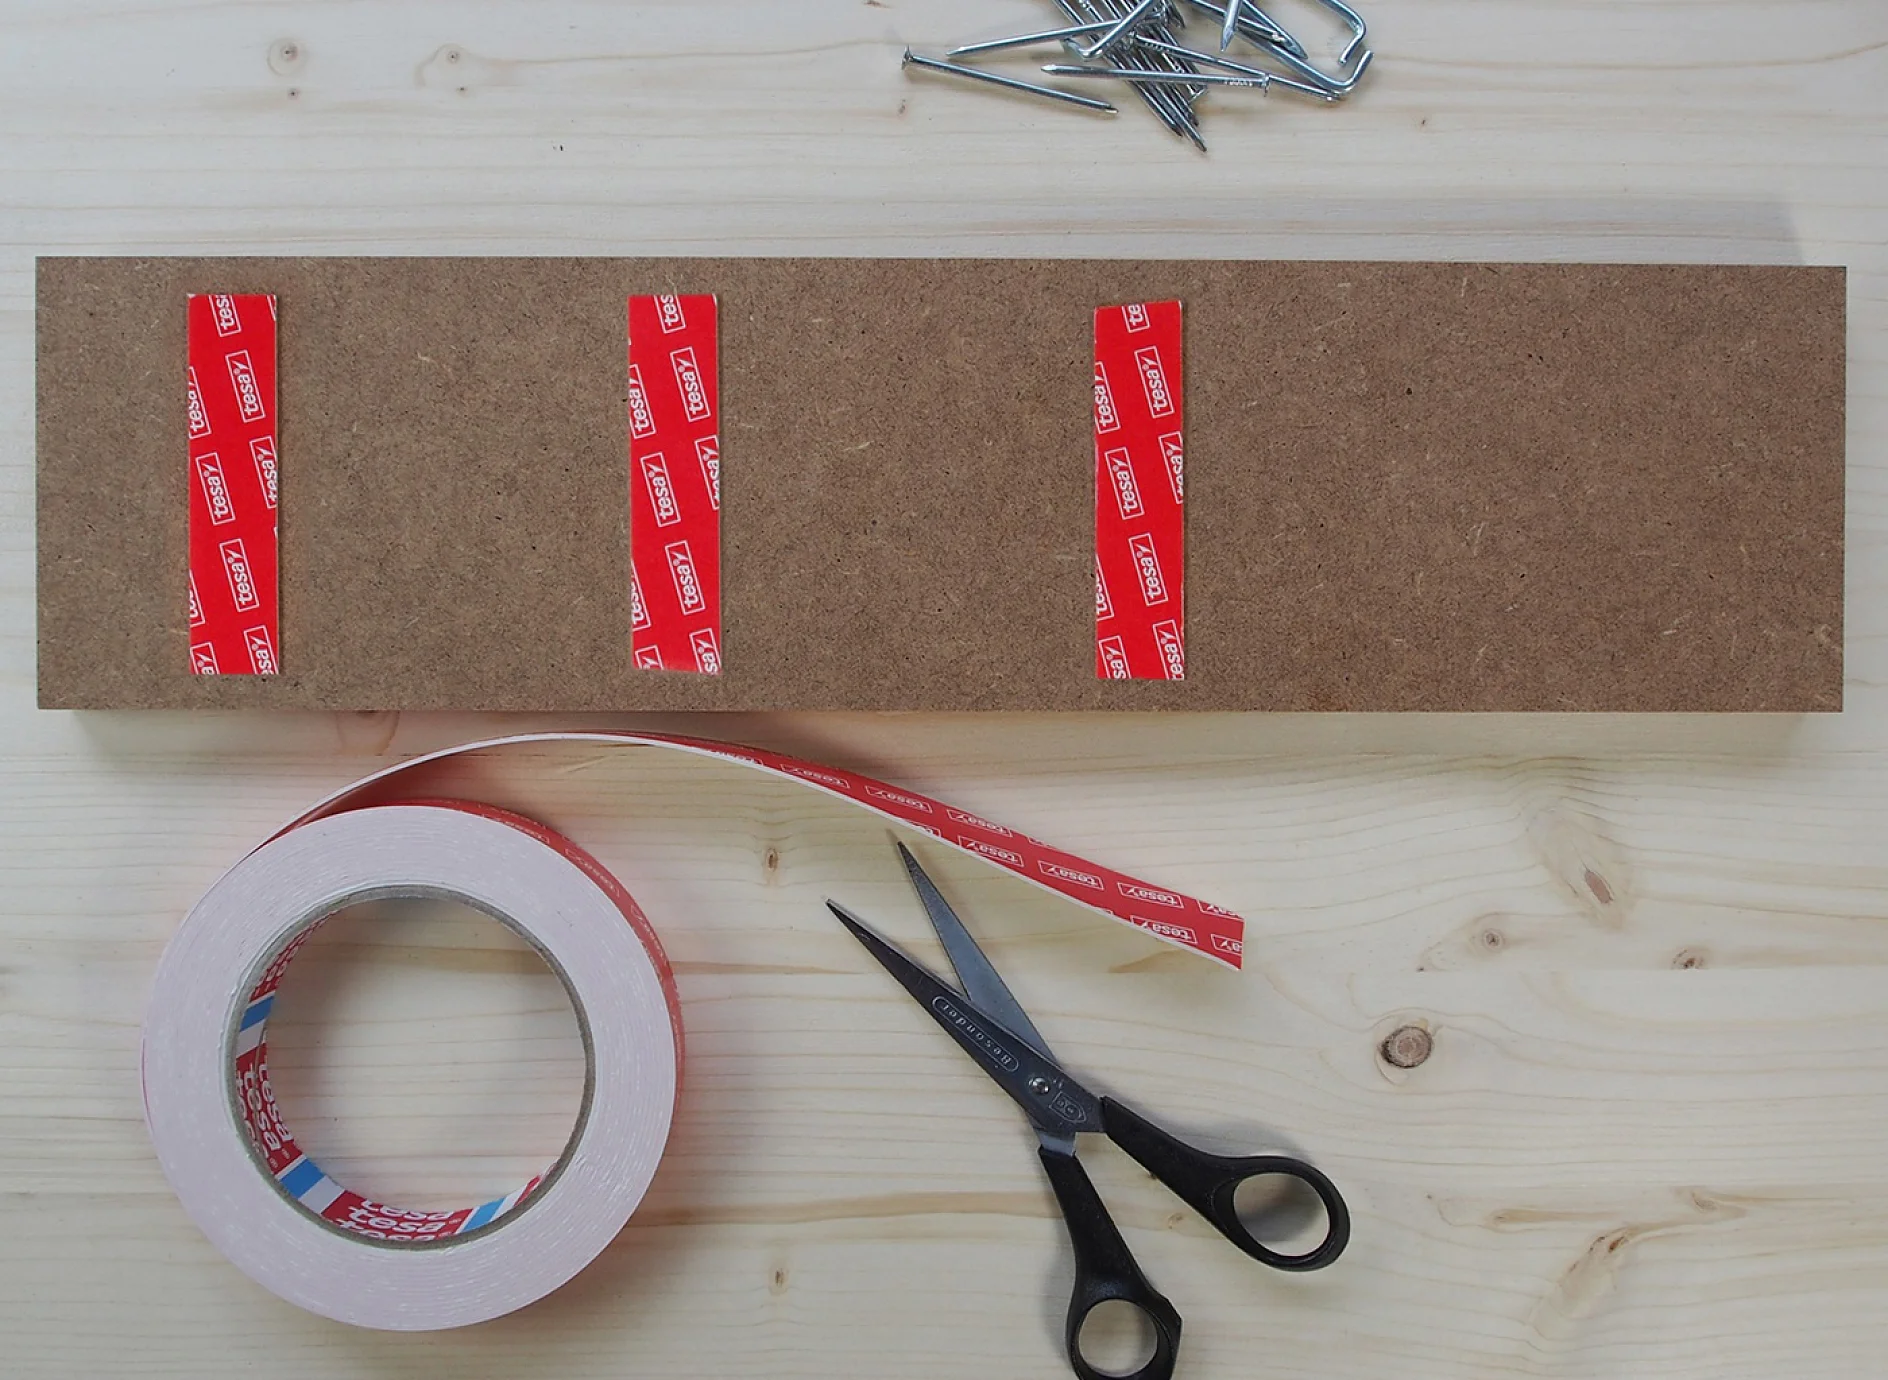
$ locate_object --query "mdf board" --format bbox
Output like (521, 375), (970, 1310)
(36, 257), (1846, 712)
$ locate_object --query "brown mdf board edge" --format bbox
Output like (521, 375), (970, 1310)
(35, 256), (1849, 714)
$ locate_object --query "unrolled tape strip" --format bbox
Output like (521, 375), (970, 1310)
(144, 731), (1243, 1330)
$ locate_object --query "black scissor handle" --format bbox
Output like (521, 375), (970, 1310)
(1100, 1097), (1350, 1273)
(1038, 1146), (1183, 1380)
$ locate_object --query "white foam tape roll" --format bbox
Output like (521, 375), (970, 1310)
(141, 801), (681, 1331)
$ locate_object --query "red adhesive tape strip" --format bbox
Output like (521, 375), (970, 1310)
(628, 294), (722, 675)
(187, 293), (280, 676)
(289, 732), (1246, 967)
(1094, 301), (1186, 682)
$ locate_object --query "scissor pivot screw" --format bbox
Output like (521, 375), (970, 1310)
(1028, 1076), (1053, 1095)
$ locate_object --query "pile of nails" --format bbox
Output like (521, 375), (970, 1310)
(903, 0), (1373, 149)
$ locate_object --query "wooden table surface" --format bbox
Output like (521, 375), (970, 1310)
(3, 2), (1885, 1376)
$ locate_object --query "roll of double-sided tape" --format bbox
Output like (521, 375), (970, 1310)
(141, 800), (681, 1331)
(143, 731), (1247, 1330)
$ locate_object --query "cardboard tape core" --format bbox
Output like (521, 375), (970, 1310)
(228, 884), (594, 1248)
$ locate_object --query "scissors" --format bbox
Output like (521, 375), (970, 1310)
(828, 843), (1350, 1380)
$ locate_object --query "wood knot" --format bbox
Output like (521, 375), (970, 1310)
(1583, 868), (1615, 906)
(1381, 1025), (1434, 1070)
(268, 38), (305, 75)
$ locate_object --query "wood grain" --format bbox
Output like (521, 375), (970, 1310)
(3, 1), (1888, 1377)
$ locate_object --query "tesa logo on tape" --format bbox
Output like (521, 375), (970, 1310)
(245, 626), (279, 675)
(188, 573), (205, 628)
(785, 764), (854, 790)
(1039, 858), (1104, 890)
(634, 644), (664, 669)
(670, 348), (711, 423)
(1136, 346), (1175, 419)
(190, 642), (220, 674)
(187, 368), (212, 440)
(641, 454), (683, 528)
(946, 807), (1014, 837)
(656, 295), (688, 333)
(1138, 918), (1199, 945)
(1152, 621), (1186, 681)
(1093, 362), (1121, 434)
(1212, 934), (1244, 956)
(690, 627), (722, 675)
(666, 540), (706, 614)
(695, 435), (720, 511)
(1098, 635), (1130, 680)
(1124, 303), (1152, 333)
(626, 365), (658, 439)
(221, 538), (261, 612)
(195, 453), (237, 526)
(211, 294), (243, 337)
(1159, 432), (1184, 503)
(1104, 446), (1143, 520)
(226, 351), (267, 423)
(250, 436), (279, 510)
(1119, 880), (1184, 910)
(960, 835), (1025, 868)
(1096, 557), (1114, 622)
(864, 783), (934, 814)
(630, 573), (651, 631)
(1128, 533), (1169, 606)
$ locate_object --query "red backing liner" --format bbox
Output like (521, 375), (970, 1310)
(285, 732), (1248, 968)
(629, 295), (722, 675)
(1094, 301), (1185, 681)
(187, 294), (279, 675)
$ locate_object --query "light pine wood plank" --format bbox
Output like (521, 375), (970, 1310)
(4, 0), (1888, 1375)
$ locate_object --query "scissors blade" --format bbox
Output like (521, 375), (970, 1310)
(829, 901), (1103, 1142)
(895, 842), (1056, 1063)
